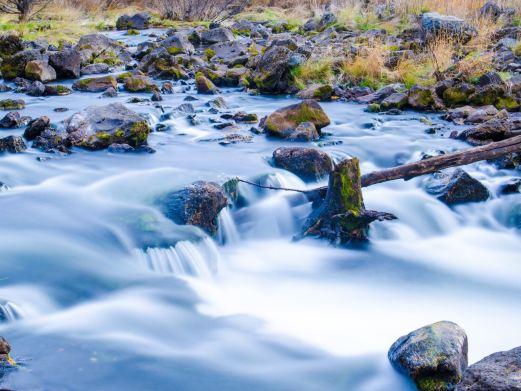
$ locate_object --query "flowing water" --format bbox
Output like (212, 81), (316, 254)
(0, 30), (520, 390)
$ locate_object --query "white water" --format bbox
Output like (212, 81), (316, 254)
(0, 30), (519, 391)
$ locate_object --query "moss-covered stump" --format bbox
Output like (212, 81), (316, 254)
(301, 158), (396, 245)
(264, 100), (330, 139)
(389, 321), (468, 391)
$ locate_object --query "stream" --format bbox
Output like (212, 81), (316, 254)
(0, 30), (520, 390)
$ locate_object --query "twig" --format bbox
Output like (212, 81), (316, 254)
(236, 178), (308, 194)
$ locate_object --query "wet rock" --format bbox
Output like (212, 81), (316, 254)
(424, 168), (490, 205)
(24, 116), (50, 140)
(456, 346), (521, 391)
(498, 179), (521, 195)
(264, 100), (330, 139)
(161, 82), (174, 94)
(49, 48), (82, 79)
(0, 83), (12, 92)
(251, 45), (296, 94)
(116, 13), (151, 30)
(297, 84), (334, 101)
(0, 112), (22, 128)
(0, 336), (12, 364)
(356, 85), (398, 104)
(124, 75), (158, 92)
(233, 112), (258, 123)
(160, 181), (228, 235)
(421, 12), (477, 43)
(273, 147), (333, 181)
(195, 73), (218, 94)
(0, 99), (25, 110)
(102, 87), (118, 98)
(151, 91), (162, 102)
(44, 84), (72, 96)
(24, 60), (56, 83)
(457, 118), (511, 145)
(80, 63), (110, 76)
(201, 27), (234, 44)
(176, 103), (195, 114)
(0, 135), (26, 153)
(408, 85), (438, 110)
(63, 103), (151, 150)
(73, 75), (118, 92)
(381, 92), (408, 110)
(107, 143), (135, 153)
(446, 105), (500, 125)
(26, 80), (46, 97)
(389, 321), (468, 391)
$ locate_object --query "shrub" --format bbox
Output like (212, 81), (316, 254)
(151, 0), (250, 21)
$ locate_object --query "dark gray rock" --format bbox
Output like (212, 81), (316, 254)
(49, 48), (82, 79)
(75, 34), (131, 66)
(0, 111), (21, 128)
(116, 13), (151, 30)
(24, 116), (50, 140)
(424, 168), (490, 205)
(26, 80), (46, 97)
(0, 135), (26, 153)
(389, 321), (468, 391)
(457, 118), (511, 145)
(251, 45), (295, 94)
(273, 147), (333, 181)
(81, 63), (110, 76)
(201, 27), (234, 44)
(421, 12), (477, 43)
(456, 346), (521, 391)
(160, 181), (228, 235)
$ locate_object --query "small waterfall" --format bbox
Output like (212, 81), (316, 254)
(217, 208), (240, 246)
(0, 300), (24, 322)
(135, 237), (220, 279)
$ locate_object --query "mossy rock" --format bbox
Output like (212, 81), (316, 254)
(264, 100), (331, 137)
(0, 99), (25, 110)
(495, 96), (520, 111)
(195, 74), (217, 94)
(124, 75), (158, 92)
(73, 76), (117, 92)
(442, 84), (476, 107)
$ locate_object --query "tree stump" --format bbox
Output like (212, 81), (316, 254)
(302, 158), (396, 245)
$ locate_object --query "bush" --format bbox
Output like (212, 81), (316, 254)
(151, 0), (250, 21)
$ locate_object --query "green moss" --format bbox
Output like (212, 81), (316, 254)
(92, 50), (121, 66)
(443, 87), (471, 107)
(96, 131), (111, 141)
(114, 128), (125, 138)
(366, 103), (381, 112)
(0, 59), (22, 80)
(514, 41), (521, 57)
(129, 121), (150, 146)
(167, 46), (182, 55)
(116, 72), (132, 83)
(204, 48), (216, 60)
(0, 99), (24, 110)
(495, 96), (520, 111)
(126, 29), (140, 36)
(416, 377), (449, 391)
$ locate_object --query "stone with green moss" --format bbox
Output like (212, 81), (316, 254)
(442, 84), (476, 107)
(124, 75), (158, 93)
(495, 95), (520, 111)
(195, 73), (217, 94)
(72, 75), (117, 92)
(408, 85), (437, 110)
(0, 99), (25, 110)
(297, 84), (334, 101)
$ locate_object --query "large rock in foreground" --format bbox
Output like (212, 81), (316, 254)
(63, 103), (151, 150)
(456, 346), (521, 391)
(425, 169), (490, 205)
(273, 147), (333, 181)
(264, 100), (330, 140)
(160, 181), (228, 235)
(389, 321), (468, 391)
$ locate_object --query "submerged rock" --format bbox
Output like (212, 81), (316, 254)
(456, 346), (521, 391)
(0, 135), (26, 153)
(389, 321), (468, 391)
(424, 168), (490, 205)
(273, 147), (333, 181)
(264, 100), (330, 139)
(160, 181), (228, 235)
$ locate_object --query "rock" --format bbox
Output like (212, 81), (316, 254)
(456, 346), (521, 391)
(24, 60), (56, 82)
(389, 321), (468, 391)
(0, 49), (46, 80)
(478, 71), (503, 87)
(442, 83), (476, 107)
(0, 112), (22, 128)
(107, 143), (135, 153)
(457, 118), (511, 145)
(317, 12), (337, 31)
(264, 100), (330, 139)
(0, 83), (12, 92)
(201, 27), (234, 44)
(424, 168), (490, 205)
(479, 2), (505, 21)
(44, 84), (72, 96)
(73, 75), (118, 92)
(498, 179), (521, 195)
(195, 73), (217, 94)
(102, 87), (118, 98)
(116, 13), (151, 30)
(297, 84), (334, 101)
(80, 63), (110, 75)
(421, 12), (477, 43)
(381, 92), (408, 110)
(160, 181), (228, 235)
(26, 81), (46, 97)
(408, 85), (437, 110)
(63, 103), (151, 150)
(49, 48), (82, 79)
(0, 33), (23, 59)
(124, 75), (158, 92)
(356, 85), (398, 104)
(0, 336), (12, 364)
(273, 147), (333, 181)
(233, 112), (258, 123)
(466, 106), (500, 124)
(24, 116), (50, 140)
(251, 45), (296, 94)
(75, 34), (131, 66)
(151, 91), (162, 102)
(0, 135), (26, 153)
(161, 33), (195, 55)
(0, 99), (25, 110)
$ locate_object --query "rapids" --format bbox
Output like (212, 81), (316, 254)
(0, 30), (519, 390)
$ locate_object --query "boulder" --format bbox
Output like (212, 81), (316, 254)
(456, 346), (521, 391)
(209, 41), (248, 64)
(124, 75), (158, 92)
(424, 168), (490, 205)
(408, 85), (437, 110)
(297, 84), (334, 101)
(60, 103), (150, 150)
(75, 34), (131, 66)
(195, 74), (217, 94)
(356, 85), (398, 104)
(457, 118), (511, 145)
(24, 116), (50, 140)
(0, 112), (22, 128)
(442, 83), (476, 107)
(24, 60), (56, 82)
(116, 13), (151, 30)
(273, 147), (333, 181)
(381, 92), (408, 110)
(72, 75), (118, 92)
(0, 135), (26, 153)
(233, 112), (258, 123)
(251, 45), (296, 94)
(0, 33), (23, 59)
(0, 99), (25, 110)
(421, 12), (477, 43)
(264, 100), (330, 139)
(80, 63), (110, 75)
(160, 181), (228, 235)
(389, 321), (468, 391)
(44, 84), (72, 96)
(201, 27), (234, 44)
(49, 48), (82, 79)
(161, 33), (195, 55)
(0, 49), (46, 80)
(0, 337), (12, 364)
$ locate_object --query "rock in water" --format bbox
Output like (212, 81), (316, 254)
(425, 168), (490, 205)
(302, 158), (396, 244)
(389, 321), (468, 391)
(116, 13), (151, 30)
(273, 147), (333, 181)
(49, 48), (82, 79)
(160, 181), (228, 235)
(252, 45), (296, 94)
(0, 336), (13, 365)
(72, 76), (118, 92)
(195, 74), (217, 94)
(264, 100), (330, 139)
(24, 60), (56, 83)
(456, 346), (521, 391)
(0, 135), (26, 153)
(24, 116), (50, 140)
